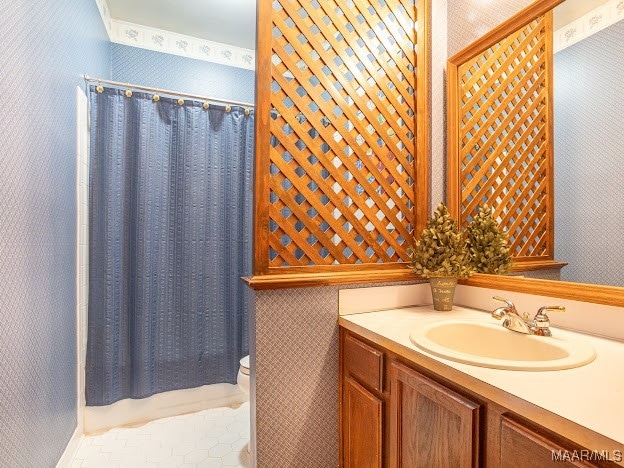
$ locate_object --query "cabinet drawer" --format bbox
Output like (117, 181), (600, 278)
(343, 334), (384, 392)
(501, 416), (599, 467)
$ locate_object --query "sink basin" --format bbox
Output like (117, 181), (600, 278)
(410, 320), (596, 370)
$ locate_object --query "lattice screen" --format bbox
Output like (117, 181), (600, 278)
(261, 0), (425, 269)
(457, 14), (553, 260)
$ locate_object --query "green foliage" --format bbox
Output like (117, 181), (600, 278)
(465, 204), (513, 274)
(408, 203), (473, 279)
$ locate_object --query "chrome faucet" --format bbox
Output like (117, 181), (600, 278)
(491, 296), (532, 334)
(491, 297), (565, 336)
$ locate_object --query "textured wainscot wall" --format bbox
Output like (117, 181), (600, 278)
(251, 286), (342, 468)
(250, 282), (424, 468)
(0, 0), (110, 466)
(250, 1), (538, 467)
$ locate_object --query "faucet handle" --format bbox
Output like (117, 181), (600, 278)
(492, 296), (516, 320)
(532, 306), (565, 336)
(535, 305), (565, 318)
(492, 296), (516, 310)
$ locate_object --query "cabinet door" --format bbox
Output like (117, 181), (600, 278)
(389, 361), (480, 467)
(343, 377), (383, 468)
(500, 416), (598, 467)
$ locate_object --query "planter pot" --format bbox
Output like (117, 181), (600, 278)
(429, 277), (458, 311)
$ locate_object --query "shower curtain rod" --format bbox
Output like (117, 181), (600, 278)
(83, 75), (255, 108)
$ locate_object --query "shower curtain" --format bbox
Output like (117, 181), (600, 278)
(86, 86), (253, 406)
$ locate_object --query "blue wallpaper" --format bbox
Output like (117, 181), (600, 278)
(111, 44), (256, 104)
(554, 21), (624, 287)
(0, 0), (110, 466)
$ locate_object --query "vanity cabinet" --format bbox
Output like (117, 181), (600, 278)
(500, 416), (596, 467)
(342, 334), (384, 468)
(388, 361), (480, 467)
(343, 377), (383, 468)
(340, 327), (613, 467)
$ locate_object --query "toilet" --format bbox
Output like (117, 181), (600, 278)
(237, 355), (251, 454)
(237, 355), (250, 396)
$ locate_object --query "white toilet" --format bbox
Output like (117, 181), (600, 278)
(237, 355), (251, 454)
(237, 355), (250, 396)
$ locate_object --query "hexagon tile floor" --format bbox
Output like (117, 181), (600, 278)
(68, 402), (250, 467)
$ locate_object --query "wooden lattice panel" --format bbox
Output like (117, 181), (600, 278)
(259, 0), (425, 269)
(456, 15), (553, 260)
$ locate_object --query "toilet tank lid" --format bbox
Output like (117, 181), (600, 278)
(240, 355), (250, 369)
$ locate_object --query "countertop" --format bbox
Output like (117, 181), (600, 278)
(339, 305), (624, 452)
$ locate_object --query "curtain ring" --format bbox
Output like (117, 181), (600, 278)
(225, 105), (232, 112)
(96, 85), (104, 93)
(125, 90), (133, 98)
(178, 98), (185, 106)
(244, 108), (250, 116)
(153, 95), (160, 102)
(203, 102), (210, 110)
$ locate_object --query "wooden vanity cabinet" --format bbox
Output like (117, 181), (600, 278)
(500, 416), (597, 467)
(341, 334), (384, 468)
(341, 329), (481, 467)
(388, 361), (480, 467)
(340, 328), (613, 467)
(343, 377), (383, 468)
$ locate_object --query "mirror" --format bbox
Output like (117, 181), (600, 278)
(447, 0), (624, 294)
(552, 0), (624, 287)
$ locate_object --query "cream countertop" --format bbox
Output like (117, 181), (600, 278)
(339, 305), (624, 449)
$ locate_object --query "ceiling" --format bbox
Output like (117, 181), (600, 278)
(106, 0), (257, 50)
(553, 0), (610, 30)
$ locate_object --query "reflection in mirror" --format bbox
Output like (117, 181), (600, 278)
(553, 0), (624, 287)
(449, 11), (556, 272)
(449, 0), (624, 289)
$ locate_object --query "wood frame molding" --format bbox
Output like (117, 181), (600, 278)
(251, 0), (431, 287)
(446, 0), (624, 309)
(414, 0), (431, 245)
(253, 0), (273, 276)
(461, 274), (624, 308)
(447, 0), (565, 65)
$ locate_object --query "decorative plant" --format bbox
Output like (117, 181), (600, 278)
(407, 203), (473, 279)
(465, 204), (513, 274)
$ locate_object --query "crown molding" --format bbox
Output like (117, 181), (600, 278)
(554, 0), (624, 53)
(95, 0), (113, 39)
(94, 0), (255, 71)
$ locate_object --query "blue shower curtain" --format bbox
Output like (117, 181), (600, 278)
(86, 86), (253, 406)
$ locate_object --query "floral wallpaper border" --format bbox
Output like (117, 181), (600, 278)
(554, 0), (624, 53)
(94, 0), (255, 71)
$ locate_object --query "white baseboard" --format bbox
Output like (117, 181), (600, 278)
(56, 427), (83, 468)
(83, 383), (246, 434)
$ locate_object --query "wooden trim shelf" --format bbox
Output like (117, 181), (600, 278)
(243, 269), (421, 291)
(510, 260), (567, 272)
(261, 261), (415, 274)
